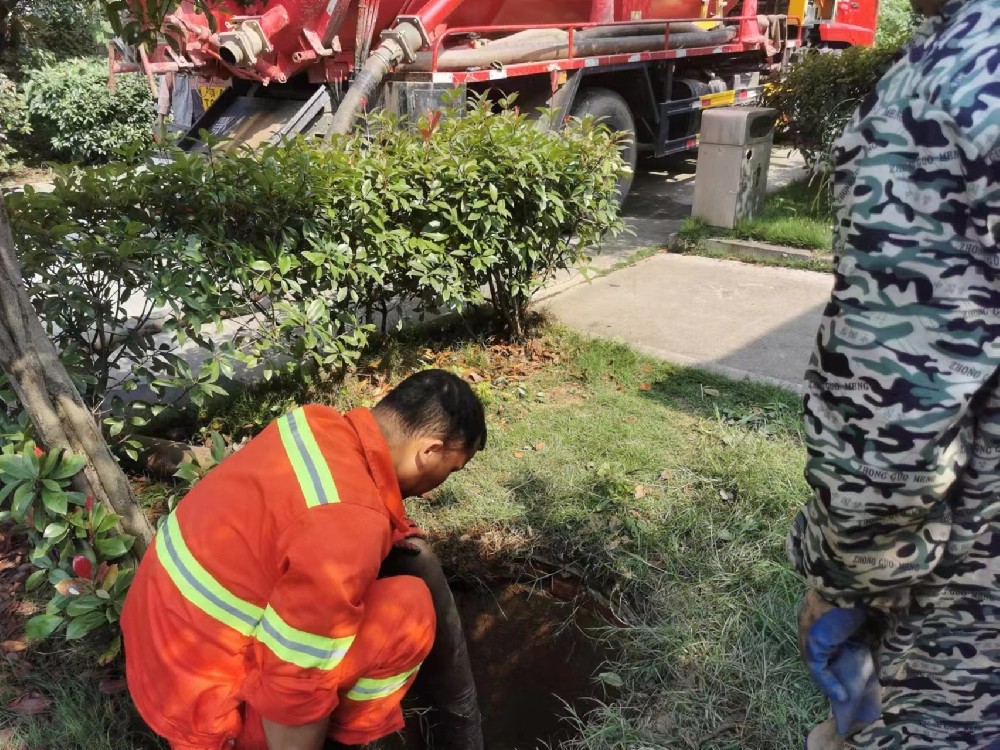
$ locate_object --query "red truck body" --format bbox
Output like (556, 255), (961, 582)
(119, 0), (877, 200)
(818, 0), (879, 45)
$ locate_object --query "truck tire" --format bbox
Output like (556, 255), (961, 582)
(570, 88), (638, 205)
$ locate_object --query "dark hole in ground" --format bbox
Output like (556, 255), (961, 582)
(383, 581), (613, 750)
(455, 582), (612, 750)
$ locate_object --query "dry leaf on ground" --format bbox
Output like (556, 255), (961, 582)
(1, 638), (27, 653)
(99, 678), (128, 695)
(9, 693), (50, 715)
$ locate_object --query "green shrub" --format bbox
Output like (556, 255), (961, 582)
(876, 0), (920, 47)
(408, 98), (625, 338)
(764, 44), (900, 174)
(1, 0), (105, 74)
(0, 413), (135, 664)
(5, 97), (623, 443)
(22, 58), (154, 164)
(0, 73), (30, 173)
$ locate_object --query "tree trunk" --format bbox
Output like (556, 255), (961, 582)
(0, 191), (155, 556)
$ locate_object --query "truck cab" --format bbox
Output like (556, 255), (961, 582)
(784, 0), (879, 46)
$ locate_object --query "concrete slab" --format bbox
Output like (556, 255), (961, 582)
(542, 253), (832, 391)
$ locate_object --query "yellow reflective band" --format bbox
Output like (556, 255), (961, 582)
(700, 90), (736, 109)
(346, 665), (421, 702)
(155, 512), (263, 637)
(254, 605), (354, 671)
(156, 514), (355, 671)
(277, 408), (341, 508)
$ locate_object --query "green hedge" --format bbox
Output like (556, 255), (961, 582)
(21, 58), (154, 164)
(764, 44), (901, 173)
(6, 98), (625, 441)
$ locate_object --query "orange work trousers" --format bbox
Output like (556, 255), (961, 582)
(169, 575), (435, 750)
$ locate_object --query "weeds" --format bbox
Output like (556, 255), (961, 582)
(675, 179), (834, 261)
(410, 329), (820, 748)
(0, 652), (166, 750)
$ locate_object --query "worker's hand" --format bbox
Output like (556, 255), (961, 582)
(391, 521), (428, 555)
(799, 590), (880, 736)
(822, 639), (881, 736)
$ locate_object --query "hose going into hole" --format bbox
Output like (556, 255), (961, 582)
(327, 20), (424, 137)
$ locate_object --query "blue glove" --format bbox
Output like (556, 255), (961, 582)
(804, 607), (881, 736)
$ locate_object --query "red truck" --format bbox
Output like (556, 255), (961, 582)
(119, 0), (879, 201)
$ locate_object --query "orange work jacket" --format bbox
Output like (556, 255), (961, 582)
(121, 405), (411, 742)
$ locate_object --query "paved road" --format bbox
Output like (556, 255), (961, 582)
(541, 149), (832, 392)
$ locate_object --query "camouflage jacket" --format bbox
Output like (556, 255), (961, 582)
(787, 0), (1000, 611)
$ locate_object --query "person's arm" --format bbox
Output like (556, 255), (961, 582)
(788, 95), (1000, 613)
(245, 503), (387, 731)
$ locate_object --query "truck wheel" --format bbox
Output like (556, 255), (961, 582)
(570, 88), (638, 206)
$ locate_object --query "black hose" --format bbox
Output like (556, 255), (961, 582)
(575, 29), (735, 55)
(328, 21), (424, 136)
(380, 542), (484, 750)
(333, 21), (734, 130)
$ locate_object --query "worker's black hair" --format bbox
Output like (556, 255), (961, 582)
(374, 369), (487, 453)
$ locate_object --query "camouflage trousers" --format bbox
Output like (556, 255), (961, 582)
(840, 588), (1000, 749)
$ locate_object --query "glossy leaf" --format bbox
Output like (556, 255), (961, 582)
(24, 614), (63, 640)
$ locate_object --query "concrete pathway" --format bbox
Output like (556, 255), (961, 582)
(542, 253), (833, 391)
(540, 146), (808, 299)
(539, 145), (828, 392)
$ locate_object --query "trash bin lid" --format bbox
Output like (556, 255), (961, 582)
(700, 106), (778, 145)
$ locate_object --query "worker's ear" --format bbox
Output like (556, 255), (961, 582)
(416, 437), (446, 462)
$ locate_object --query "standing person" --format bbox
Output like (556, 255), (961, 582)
(122, 369), (487, 750)
(786, 0), (1000, 747)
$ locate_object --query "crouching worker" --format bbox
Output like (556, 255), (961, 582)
(121, 370), (487, 750)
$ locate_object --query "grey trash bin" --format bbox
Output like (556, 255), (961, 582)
(692, 107), (778, 229)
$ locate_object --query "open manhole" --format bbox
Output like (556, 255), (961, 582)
(456, 581), (613, 749)
(385, 576), (619, 750)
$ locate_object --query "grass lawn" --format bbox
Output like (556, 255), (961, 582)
(676, 178), (834, 263)
(1, 324), (823, 749)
